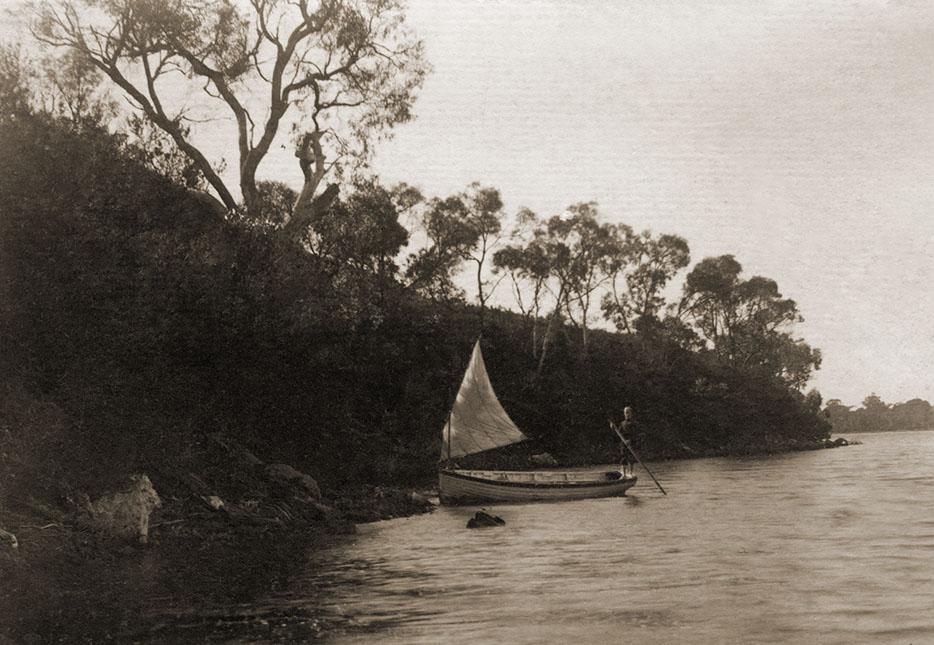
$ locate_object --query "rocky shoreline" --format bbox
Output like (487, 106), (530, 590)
(0, 484), (435, 644)
(0, 435), (852, 643)
(0, 433), (435, 644)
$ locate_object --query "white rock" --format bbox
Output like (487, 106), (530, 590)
(83, 474), (161, 544)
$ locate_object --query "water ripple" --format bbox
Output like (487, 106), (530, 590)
(132, 429), (934, 644)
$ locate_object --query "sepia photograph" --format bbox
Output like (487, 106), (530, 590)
(1, 0), (932, 642)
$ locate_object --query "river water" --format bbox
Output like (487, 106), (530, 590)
(140, 430), (934, 644)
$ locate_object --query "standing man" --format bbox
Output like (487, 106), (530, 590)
(619, 406), (637, 476)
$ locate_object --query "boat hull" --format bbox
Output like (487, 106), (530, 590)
(439, 469), (637, 505)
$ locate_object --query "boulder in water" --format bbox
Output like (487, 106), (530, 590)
(466, 510), (505, 528)
(409, 491), (432, 507)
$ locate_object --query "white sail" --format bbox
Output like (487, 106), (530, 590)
(441, 341), (529, 460)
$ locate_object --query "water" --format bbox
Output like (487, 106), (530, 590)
(142, 430), (934, 644)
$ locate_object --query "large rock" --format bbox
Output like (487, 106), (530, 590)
(81, 474), (161, 544)
(264, 464), (321, 500)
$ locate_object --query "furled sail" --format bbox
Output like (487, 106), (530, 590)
(441, 341), (529, 460)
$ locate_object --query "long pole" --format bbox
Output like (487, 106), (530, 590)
(610, 421), (667, 495)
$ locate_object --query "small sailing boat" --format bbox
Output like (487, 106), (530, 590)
(439, 341), (637, 505)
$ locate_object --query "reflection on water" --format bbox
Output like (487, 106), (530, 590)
(138, 430), (934, 644)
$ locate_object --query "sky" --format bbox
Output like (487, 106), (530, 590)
(8, 0), (933, 406)
(359, 0), (934, 408)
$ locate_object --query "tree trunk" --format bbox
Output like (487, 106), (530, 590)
(284, 183), (340, 239)
(280, 131), (340, 240)
(531, 318), (539, 359)
(534, 285), (566, 383)
(476, 258), (486, 331)
(535, 306), (560, 383)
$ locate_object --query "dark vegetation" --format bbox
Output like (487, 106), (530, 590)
(825, 395), (934, 434)
(0, 92), (831, 512)
(1, 0), (830, 512)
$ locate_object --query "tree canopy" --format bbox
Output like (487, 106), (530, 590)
(30, 0), (429, 235)
(602, 230), (690, 334)
(678, 255), (820, 389)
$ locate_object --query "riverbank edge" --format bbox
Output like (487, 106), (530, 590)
(0, 436), (850, 642)
(0, 480), (436, 643)
(650, 435), (854, 460)
(0, 427), (437, 643)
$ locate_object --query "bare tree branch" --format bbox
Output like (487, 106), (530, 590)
(31, 0), (427, 239)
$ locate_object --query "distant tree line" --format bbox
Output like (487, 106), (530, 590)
(1, 3), (831, 506)
(825, 395), (934, 433)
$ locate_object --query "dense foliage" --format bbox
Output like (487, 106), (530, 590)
(825, 395), (933, 434)
(0, 38), (832, 508)
(0, 114), (831, 505)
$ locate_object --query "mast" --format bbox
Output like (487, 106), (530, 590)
(446, 406), (452, 464)
(446, 376), (453, 466)
(442, 368), (456, 469)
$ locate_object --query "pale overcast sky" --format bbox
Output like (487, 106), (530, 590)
(354, 0), (933, 407)
(363, 0), (934, 407)
(8, 0), (933, 406)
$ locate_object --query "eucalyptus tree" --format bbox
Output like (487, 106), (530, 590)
(678, 254), (821, 389)
(494, 203), (619, 376)
(0, 44), (115, 129)
(307, 179), (409, 279)
(30, 0), (429, 238)
(402, 182), (507, 320)
(0, 46), (33, 123)
(556, 203), (620, 353)
(601, 230), (690, 334)
(404, 194), (475, 302)
(493, 208), (551, 357)
(461, 183), (506, 326)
